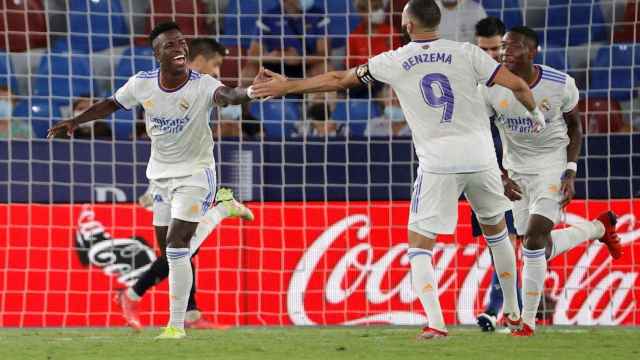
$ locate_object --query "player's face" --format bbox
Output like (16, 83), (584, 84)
(476, 35), (502, 62)
(154, 29), (189, 74)
(189, 54), (224, 78)
(500, 32), (530, 72)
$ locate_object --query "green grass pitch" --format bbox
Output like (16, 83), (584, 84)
(1, 326), (639, 360)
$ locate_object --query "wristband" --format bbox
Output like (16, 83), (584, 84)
(566, 161), (577, 172)
(246, 85), (257, 99)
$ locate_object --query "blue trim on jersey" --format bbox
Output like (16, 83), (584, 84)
(158, 69), (192, 93)
(541, 71), (566, 80)
(201, 168), (215, 215)
(486, 64), (502, 86)
(529, 65), (543, 89)
(412, 38), (439, 43)
(541, 76), (566, 85)
(112, 96), (130, 111)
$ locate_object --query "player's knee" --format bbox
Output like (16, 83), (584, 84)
(408, 229), (437, 250)
(477, 213), (504, 226)
(524, 228), (549, 249)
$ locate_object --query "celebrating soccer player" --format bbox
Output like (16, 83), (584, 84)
(252, 0), (547, 339)
(48, 22), (263, 339)
(115, 38), (255, 332)
(481, 26), (622, 336)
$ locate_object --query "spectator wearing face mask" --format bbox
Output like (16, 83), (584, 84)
(365, 85), (410, 137)
(437, 0), (487, 43)
(0, 85), (30, 139)
(347, 0), (402, 69)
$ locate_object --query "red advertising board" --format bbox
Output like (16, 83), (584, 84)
(1, 200), (638, 327)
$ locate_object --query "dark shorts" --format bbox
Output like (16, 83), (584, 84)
(471, 209), (516, 237)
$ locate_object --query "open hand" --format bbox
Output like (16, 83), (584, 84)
(251, 68), (290, 99)
(47, 119), (77, 139)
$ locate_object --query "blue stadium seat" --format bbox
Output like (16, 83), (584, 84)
(109, 108), (137, 141)
(221, 0), (278, 48)
(0, 51), (18, 92)
(324, 0), (361, 49)
(12, 99), (63, 138)
(589, 44), (638, 101)
(249, 99), (301, 138)
(480, 0), (523, 29)
(543, 0), (607, 47)
(114, 46), (156, 89)
(331, 100), (383, 137)
(68, 0), (129, 52)
(34, 40), (95, 99)
(535, 47), (567, 71)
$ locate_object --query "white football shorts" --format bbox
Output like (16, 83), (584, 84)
(509, 169), (564, 236)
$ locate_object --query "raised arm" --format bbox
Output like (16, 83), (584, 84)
(492, 66), (536, 112)
(251, 67), (362, 98)
(47, 98), (119, 138)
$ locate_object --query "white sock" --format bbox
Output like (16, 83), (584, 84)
(189, 207), (224, 255)
(126, 287), (141, 301)
(521, 247), (547, 329)
(548, 220), (605, 260)
(484, 228), (519, 317)
(166, 248), (192, 330)
(408, 248), (446, 332)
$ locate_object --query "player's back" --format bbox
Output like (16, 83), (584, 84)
(368, 39), (501, 174)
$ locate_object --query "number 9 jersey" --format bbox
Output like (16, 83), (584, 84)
(364, 39), (501, 174)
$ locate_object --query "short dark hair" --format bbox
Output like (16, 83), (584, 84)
(407, 0), (441, 30)
(508, 26), (539, 49)
(189, 38), (228, 61)
(475, 17), (506, 38)
(149, 21), (182, 46)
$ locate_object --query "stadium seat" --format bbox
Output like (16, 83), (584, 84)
(249, 99), (301, 138)
(114, 46), (156, 89)
(535, 47), (567, 71)
(12, 99), (63, 138)
(109, 108), (137, 141)
(578, 98), (627, 134)
(542, 0), (608, 47)
(0, 51), (18, 92)
(145, 0), (209, 40)
(0, 0), (47, 52)
(33, 39), (96, 99)
(221, 0), (279, 48)
(613, 0), (639, 43)
(324, 0), (361, 49)
(480, 0), (524, 29)
(589, 44), (638, 101)
(331, 100), (383, 137)
(68, 0), (130, 52)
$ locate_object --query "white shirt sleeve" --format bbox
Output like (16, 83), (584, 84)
(113, 74), (140, 111)
(464, 43), (501, 86)
(479, 85), (496, 118)
(561, 75), (580, 113)
(367, 50), (398, 85)
(203, 75), (225, 107)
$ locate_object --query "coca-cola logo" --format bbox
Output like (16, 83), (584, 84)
(288, 212), (640, 326)
(75, 206), (156, 286)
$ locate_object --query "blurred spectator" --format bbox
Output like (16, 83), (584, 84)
(475, 16), (505, 62)
(0, 85), (30, 139)
(437, 0), (487, 43)
(212, 104), (262, 139)
(189, 38), (228, 78)
(68, 97), (112, 140)
(578, 99), (630, 134)
(241, 0), (331, 85)
(297, 102), (347, 138)
(347, 0), (402, 69)
(365, 85), (410, 137)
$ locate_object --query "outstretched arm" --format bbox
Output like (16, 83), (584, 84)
(47, 98), (119, 138)
(252, 68), (362, 98)
(214, 86), (252, 106)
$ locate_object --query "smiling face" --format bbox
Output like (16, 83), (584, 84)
(500, 31), (535, 72)
(153, 29), (189, 75)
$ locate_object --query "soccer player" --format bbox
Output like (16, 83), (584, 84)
(117, 38), (254, 331)
(481, 26), (622, 336)
(252, 0), (546, 339)
(48, 22), (262, 339)
(473, 16), (521, 332)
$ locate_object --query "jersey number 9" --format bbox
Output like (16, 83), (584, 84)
(419, 73), (454, 123)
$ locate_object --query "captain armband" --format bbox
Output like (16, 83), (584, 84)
(356, 63), (375, 85)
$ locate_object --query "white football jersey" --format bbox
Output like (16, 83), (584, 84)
(114, 69), (223, 180)
(481, 65), (579, 174)
(367, 39), (501, 173)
